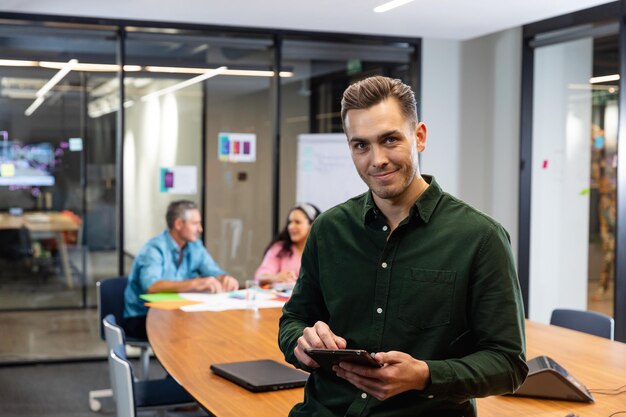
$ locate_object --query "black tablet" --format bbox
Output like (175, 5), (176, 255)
(305, 348), (381, 373)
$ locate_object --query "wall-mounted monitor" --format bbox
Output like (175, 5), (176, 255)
(0, 141), (55, 186)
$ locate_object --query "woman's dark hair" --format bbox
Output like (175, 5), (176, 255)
(263, 203), (321, 258)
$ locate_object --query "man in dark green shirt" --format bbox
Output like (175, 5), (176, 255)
(278, 76), (528, 417)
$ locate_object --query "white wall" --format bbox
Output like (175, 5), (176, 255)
(422, 28), (522, 258)
(123, 83), (202, 256)
(421, 39), (462, 197)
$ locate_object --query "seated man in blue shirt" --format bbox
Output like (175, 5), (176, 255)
(123, 200), (239, 339)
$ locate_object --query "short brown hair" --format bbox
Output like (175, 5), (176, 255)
(341, 76), (417, 129)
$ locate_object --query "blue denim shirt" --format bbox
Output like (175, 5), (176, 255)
(123, 229), (226, 318)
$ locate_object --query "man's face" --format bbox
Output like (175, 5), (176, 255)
(344, 97), (426, 203)
(174, 208), (203, 244)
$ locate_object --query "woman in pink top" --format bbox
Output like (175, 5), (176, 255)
(254, 203), (321, 287)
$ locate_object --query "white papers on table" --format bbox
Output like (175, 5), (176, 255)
(178, 290), (285, 312)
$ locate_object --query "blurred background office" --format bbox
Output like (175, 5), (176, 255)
(0, 0), (624, 368)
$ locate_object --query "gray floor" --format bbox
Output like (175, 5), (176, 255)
(0, 308), (107, 363)
(0, 359), (209, 417)
(0, 250), (133, 364)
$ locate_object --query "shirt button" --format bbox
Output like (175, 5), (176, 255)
(361, 393), (367, 399)
(376, 307), (383, 314)
(382, 225), (388, 231)
(381, 262), (388, 268)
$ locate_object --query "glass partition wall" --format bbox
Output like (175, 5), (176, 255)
(203, 35), (275, 280)
(529, 28), (619, 322)
(520, 3), (626, 341)
(0, 18), (420, 318)
(0, 22), (119, 309)
(122, 31), (206, 258)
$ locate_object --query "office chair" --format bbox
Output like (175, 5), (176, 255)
(550, 308), (614, 340)
(109, 334), (196, 417)
(0, 227), (33, 279)
(89, 276), (152, 412)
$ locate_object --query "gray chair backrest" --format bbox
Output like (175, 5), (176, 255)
(110, 344), (136, 417)
(103, 314), (126, 400)
(550, 308), (615, 340)
(103, 314), (125, 353)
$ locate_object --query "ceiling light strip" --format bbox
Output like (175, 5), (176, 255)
(374, 0), (415, 13)
(40, 61), (141, 72)
(141, 66), (227, 101)
(1, 59), (291, 77)
(24, 97), (45, 116)
(145, 65), (292, 77)
(590, 74), (620, 84)
(24, 59), (78, 116)
(0, 59), (38, 67)
(145, 66), (206, 74)
(36, 59), (78, 98)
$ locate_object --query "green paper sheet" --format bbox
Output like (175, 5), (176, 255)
(139, 293), (184, 302)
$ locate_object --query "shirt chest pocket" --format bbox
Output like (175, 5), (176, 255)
(398, 268), (456, 330)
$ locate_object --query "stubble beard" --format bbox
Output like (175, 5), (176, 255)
(367, 163), (419, 201)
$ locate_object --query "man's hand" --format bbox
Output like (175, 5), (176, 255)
(148, 276), (231, 294)
(186, 277), (223, 293)
(332, 351), (430, 401)
(294, 321), (347, 368)
(218, 275), (239, 291)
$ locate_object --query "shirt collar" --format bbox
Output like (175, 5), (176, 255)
(362, 175), (443, 225)
(163, 229), (183, 254)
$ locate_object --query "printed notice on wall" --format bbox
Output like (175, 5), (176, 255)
(160, 166), (197, 194)
(218, 132), (256, 163)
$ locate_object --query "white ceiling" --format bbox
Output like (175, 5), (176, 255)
(0, 0), (616, 40)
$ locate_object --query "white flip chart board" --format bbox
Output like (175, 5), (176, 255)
(296, 133), (367, 212)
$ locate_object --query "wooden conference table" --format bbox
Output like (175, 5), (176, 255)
(148, 308), (626, 417)
(0, 211), (79, 288)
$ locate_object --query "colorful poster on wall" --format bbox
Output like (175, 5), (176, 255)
(218, 132), (256, 163)
(160, 166), (197, 194)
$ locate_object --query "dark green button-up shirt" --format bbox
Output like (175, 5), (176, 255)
(279, 176), (528, 417)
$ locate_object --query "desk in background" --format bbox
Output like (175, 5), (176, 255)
(0, 212), (79, 288)
(147, 309), (626, 417)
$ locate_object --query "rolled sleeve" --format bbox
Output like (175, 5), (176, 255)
(135, 248), (166, 292)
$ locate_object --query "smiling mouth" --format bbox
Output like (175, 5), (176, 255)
(371, 170), (396, 180)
